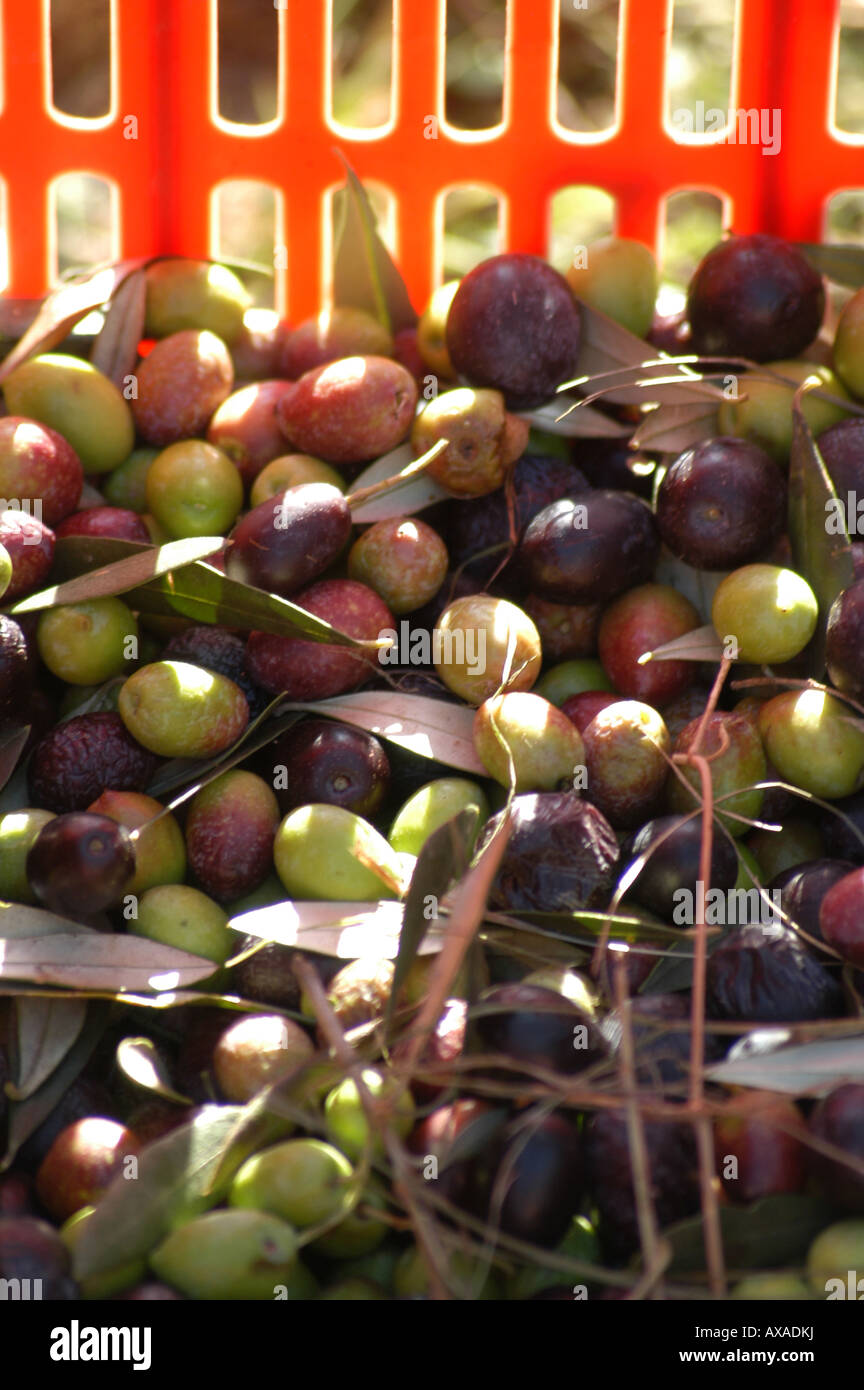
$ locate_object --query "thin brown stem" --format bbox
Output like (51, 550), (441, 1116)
(613, 953), (665, 1299)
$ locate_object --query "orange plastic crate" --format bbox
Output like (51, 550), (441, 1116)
(0, 0), (859, 319)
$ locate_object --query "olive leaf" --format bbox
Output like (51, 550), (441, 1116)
(797, 242), (864, 290)
(3, 1001), (110, 1170)
(654, 554), (726, 623)
(348, 444), (452, 524)
(281, 692), (487, 773)
(0, 259), (149, 383)
(116, 1036), (191, 1105)
(48, 536), (382, 647)
(637, 623), (726, 664)
(129, 562), (387, 647)
(0, 932), (218, 990)
(71, 1102), (252, 1281)
(660, 1193), (834, 1273)
(148, 707), (301, 802)
(229, 897), (446, 960)
(90, 267), (147, 388)
(0, 902), (98, 940)
(7, 996), (88, 1100)
(522, 399), (633, 439)
(494, 909), (686, 946)
(385, 807), (480, 1036)
(629, 402), (721, 454)
(332, 152), (417, 334)
(788, 383), (855, 675)
(558, 357), (726, 409)
(705, 1031), (864, 1094)
(574, 297), (657, 375)
(8, 535), (224, 614)
(0, 725), (30, 794)
(638, 934), (728, 995)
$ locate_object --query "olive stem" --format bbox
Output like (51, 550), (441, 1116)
(675, 654), (732, 1299)
(344, 437), (449, 511)
(613, 952), (667, 1299)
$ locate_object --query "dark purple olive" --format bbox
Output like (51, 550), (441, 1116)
(686, 233), (825, 362)
(819, 790), (864, 865)
(445, 253), (582, 409)
(705, 925), (845, 1023)
(483, 792), (620, 914)
(602, 991), (727, 1091)
(265, 717), (390, 818)
(497, 1112), (584, 1248)
(620, 815), (738, 922)
(474, 982), (606, 1077)
(519, 490), (659, 603)
(769, 858), (857, 943)
(816, 418), (864, 497)
(0, 1217), (77, 1299)
(226, 483), (351, 597)
(807, 1084), (864, 1212)
(407, 1098), (501, 1218)
(25, 812), (135, 918)
(443, 453), (590, 585)
(584, 1110), (700, 1260)
(656, 436), (786, 570)
(826, 580), (864, 699)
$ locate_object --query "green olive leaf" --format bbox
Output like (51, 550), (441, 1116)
(229, 898), (446, 960)
(0, 725), (30, 794)
(8, 536), (224, 613)
(0, 902), (99, 939)
(705, 1031), (864, 1095)
(3, 1001), (110, 1170)
(788, 383), (855, 675)
(7, 995), (88, 1100)
(659, 1193), (834, 1274)
(71, 1102), (252, 1281)
(385, 807), (480, 1037)
(629, 401), (721, 454)
(332, 152), (417, 334)
(128, 561), (384, 646)
(797, 242), (864, 289)
(637, 623), (726, 665)
(0, 931), (218, 990)
(148, 706), (301, 802)
(46, 536), (383, 647)
(348, 442), (451, 524)
(520, 399), (634, 439)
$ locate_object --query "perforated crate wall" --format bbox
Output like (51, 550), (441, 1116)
(0, 0), (859, 318)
